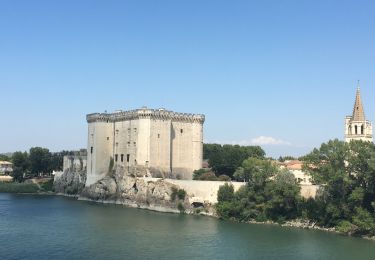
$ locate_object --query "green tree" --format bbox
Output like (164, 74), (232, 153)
(204, 144), (265, 178)
(11, 151), (30, 182)
(302, 139), (375, 235)
(234, 157), (278, 183)
(29, 147), (52, 176)
(265, 170), (301, 221)
(0, 154), (10, 161)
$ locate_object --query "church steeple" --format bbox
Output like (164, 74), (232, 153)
(345, 83), (373, 143)
(351, 84), (366, 122)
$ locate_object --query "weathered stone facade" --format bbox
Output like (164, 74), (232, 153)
(345, 87), (373, 142)
(86, 107), (205, 186)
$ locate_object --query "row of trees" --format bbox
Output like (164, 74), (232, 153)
(216, 140), (375, 237)
(203, 144), (265, 178)
(10, 148), (74, 182)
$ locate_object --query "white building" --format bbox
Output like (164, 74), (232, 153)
(0, 161), (13, 175)
(345, 86), (373, 142)
(86, 107), (205, 186)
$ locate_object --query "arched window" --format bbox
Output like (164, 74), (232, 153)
(355, 125), (358, 135)
(361, 125), (364, 135)
(348, 125), (352, 135)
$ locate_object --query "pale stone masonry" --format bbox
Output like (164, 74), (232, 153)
(86, 107), (205, 186)
(345, 86), (373, 142)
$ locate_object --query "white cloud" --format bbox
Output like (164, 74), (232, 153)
(250, 136), (291, 146)
(206, 136), (292, 146)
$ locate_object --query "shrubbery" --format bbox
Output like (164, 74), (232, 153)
(216, 140), (375, 237)
(0, 182), (39, 193)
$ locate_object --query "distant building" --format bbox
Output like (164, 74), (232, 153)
(345, 86), (373, 142)
(86, 107), (205, 186)
(0, 161), (13, 175)
(278, 160), (312, 185)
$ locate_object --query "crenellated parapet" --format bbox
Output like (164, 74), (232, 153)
(87, 108), (205, 124)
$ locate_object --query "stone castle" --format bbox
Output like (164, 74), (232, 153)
(86, 107), (205, 186)
(345, 86), (373, 142)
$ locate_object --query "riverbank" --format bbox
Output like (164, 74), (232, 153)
(0, 179), (54, 194)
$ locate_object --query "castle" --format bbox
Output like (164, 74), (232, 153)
(86, 107), (205, 186)
(345, 86), (373, 143)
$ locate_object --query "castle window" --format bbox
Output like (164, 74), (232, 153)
(134, 142), (136, 146)
(115, 154), (118, 162)
(134, 128), (137, 132)
(107, 137), (110, 141)
(361, 125), (364, 135)
(180, 129), (183, 134)
(90, 147), (93, 154)
(127, 154), (130, 162)
(121, 154), (124, 162)
(116, 142), (119, 147)
(355, 125), (358, 135)
(158, 134), (160, 138)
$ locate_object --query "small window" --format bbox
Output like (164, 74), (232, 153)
(180, 129), (183, 134)
(134, 128), (137, 132)
(127, 154), (130, 162)
(158, 134), (160, 138)
(134, 142), (136, 146)
(116, 142), (119, 147)
(121, 154), (124, 162)
(115, 154), (118, 162)
(107, 137), (110, 141)
(90, 147), (93, 154)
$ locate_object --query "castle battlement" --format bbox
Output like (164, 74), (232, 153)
(87, 108), (205, 123)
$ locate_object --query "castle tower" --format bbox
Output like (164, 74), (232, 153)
(86, 108), (205, 186)
(345, 85), (373, 142)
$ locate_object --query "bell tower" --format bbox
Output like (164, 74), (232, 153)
(345, 84), (373, 142)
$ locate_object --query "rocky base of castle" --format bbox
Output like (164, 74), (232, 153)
(54, 166), (215, 216)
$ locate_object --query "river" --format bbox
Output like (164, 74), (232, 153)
(0, 193), (374, 260)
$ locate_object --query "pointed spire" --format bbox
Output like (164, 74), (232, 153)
(352, 82), (366, 121)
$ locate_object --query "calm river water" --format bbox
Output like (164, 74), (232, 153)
(0, 193), (374, 260)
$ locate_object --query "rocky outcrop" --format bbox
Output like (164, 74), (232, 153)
(53, 169), (86, 195)
(54, 165), (214, 214)
(80, 166), (204, 214)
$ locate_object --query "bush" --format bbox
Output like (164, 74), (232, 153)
(337, 221), (357, 234)
(193, 169), (208, 180)
(0, 182), (39, 193)
(217, 183), (235, 202)
(199, 172), (218, 181)
(177, 189), (186, 200)
(171, 187), (186, 201)
(177, 202), (185, 213)
(218, 175), (231, 181)
(41, 179), (54, 192)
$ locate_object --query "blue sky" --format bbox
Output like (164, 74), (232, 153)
(1, 0), (374, 158)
